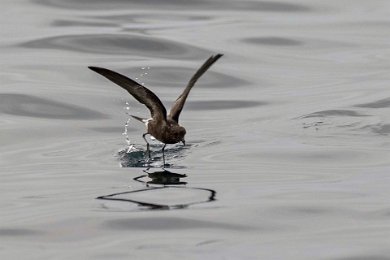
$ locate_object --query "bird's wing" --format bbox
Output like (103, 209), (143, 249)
(89, 66), (167, 122)
(168, 54), (223, 123)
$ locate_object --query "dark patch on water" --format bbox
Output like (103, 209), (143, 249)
(334, 256), (390, 260)
(243, 37), (303, 46)
(95, 14), (212, 23)
(52, 14), (209, 31)
(0, 93), (106, 120)
(243, 1), (311, 12)
(0, 228), (43, 236)
(363, 124), (390, 135)
(51, 20), (115, 27)
(102, 216), (251, 230)
(33, 0), (311, 12)
(103, 216), (248, 230)
(302, 109), (368, 118)
(270, 205), (334, 215)
(184, 100), (266, 110)
(355, 97), (390, 108)
(372, 124), (390, 135)
(126, 66), (248, 89)
(241, 150), (365, 164)
(33, 0), (206, 9)
(19, 34), (210, 59)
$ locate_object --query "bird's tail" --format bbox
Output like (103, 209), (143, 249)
(131, 115), (148, 124)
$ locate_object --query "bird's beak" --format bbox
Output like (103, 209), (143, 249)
(182, 140), (185, 146)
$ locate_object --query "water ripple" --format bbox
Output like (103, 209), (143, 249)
(296, 109), (386, 139)
(334, 256), (390, 260)
(0, 228), (43, 236)
(103, 217), (247, 230)
(51, 14), (215, 31)
(243, 37), (303, 46)
(184, 100), (267, 110)
(33, 0), (311, 12)
(19, 34), (210, 59)
(127, 66), (248, 89)
(51, 20), (115, 28)
(302, 109), (368, 118)
(96, 14), (211, 23)
(363, 124), (390, 135)
(0, 93), (106, 120)
(242, 36), (353, 50)
(355, 97), (390, 108)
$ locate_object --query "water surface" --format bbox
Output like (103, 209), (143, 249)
(1, 0), (390, 259)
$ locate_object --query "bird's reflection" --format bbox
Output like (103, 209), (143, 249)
(97, 168), (216, 211)
(134, 168), (187, 186)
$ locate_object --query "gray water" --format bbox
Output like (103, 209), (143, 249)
(2, 0), (390, 259)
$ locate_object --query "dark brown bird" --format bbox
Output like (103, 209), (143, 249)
(89, 54), (223, 164)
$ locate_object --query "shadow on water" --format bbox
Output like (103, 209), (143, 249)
(97, 168), (216, 210)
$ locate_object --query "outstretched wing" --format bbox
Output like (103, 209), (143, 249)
(89, 66), (167, 122)
(168, 54), (223, 123)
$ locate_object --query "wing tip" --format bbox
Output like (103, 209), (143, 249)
(88, 66), (105, 73)
(213, 53), (224, 60)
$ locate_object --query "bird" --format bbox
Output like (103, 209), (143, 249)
(89, 53), (223, 165)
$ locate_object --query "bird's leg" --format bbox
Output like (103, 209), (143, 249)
(162, 144), (166, 167)
(142, 133), (151, 161)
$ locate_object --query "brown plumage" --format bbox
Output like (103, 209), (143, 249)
(89, 54), (223, 164)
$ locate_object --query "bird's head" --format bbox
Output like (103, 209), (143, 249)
(176, 126), (186, 145)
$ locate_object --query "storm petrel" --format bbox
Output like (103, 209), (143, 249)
(89, 54), (223, 164)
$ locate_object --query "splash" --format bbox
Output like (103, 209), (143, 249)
(122, 101), (134, 152)
(118, 143), (190, 168)
(121, 67), (151, 153)
(135, 66), (150, 86)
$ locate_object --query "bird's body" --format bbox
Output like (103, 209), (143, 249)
(150, 119), (186, 145)
(131, 115), (186, 145)
(89, 54), (223, 164)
